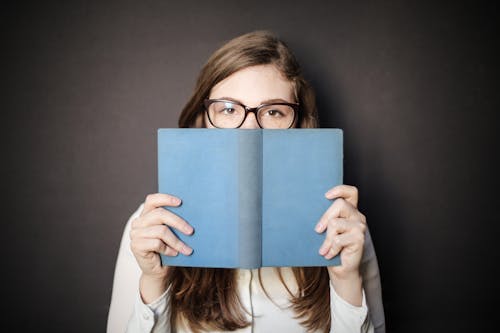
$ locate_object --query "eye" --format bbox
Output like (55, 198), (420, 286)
(221, 102), (238, 115)
(213, 101), (238, 115)
(265, 109), (284, 117)
(221, 107), (236, 115)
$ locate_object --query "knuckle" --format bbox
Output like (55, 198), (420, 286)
(129, 228), (136, 240)
(131, 217), (140, 229)
(145, 193), (156, 204)
(153, 239), (163, 251)
(356, 231), (365, 244)
(154, 224), (168, 237)
(151, 207), (165, 220)
(339, 199), (350, 211)
(333, 219), (343, 231)
(151, 207), (161, 216)
(343, 219), (351, 229)
(351, 186), (359, 196)
(130, 241), (139, 254)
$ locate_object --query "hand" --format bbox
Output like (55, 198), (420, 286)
(130, 193), (194, 280)
(315, 185), (367, 305)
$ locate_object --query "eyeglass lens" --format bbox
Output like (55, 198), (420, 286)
(207, 101), (295, 129)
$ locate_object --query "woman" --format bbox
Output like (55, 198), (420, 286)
(107, 31), (385, 333)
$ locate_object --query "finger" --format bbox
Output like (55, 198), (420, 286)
(131, 237), (179, 257)
(325, 233), (349, 259)
(135, 224), (193, 256)
(164, 246), (179, 257)
(315, 199), (355, 233)
(329, 217), (351, 234)
(319, 217), (347, 254)
(138, 207), (193, 235)
(328, 215), (367, 242)
(320, 213), (366, 253)
(358, 211), (367, 225)
(325, 185), (359, 208)
(325, 231), (364, 260)
(131, 237), (168, 257)
(318, 237), (332, 256)
(142, 193), (182, 216)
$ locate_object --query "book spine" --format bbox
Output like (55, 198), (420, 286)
(238, 130), (262, 268)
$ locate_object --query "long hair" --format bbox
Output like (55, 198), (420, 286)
(169, 31), (330, 333)
(178, 30), (318, 129)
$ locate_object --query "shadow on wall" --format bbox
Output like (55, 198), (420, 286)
(291, 37), (408, 331)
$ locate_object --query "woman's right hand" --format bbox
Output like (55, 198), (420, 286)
(130, 193), (194, 280)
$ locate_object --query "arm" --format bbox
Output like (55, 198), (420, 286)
(126, 285), (172, 333)
(108, 204), (173, 333)
(107, 194), (194, 333)
(329, 281), (374, 333)
(107, 204), (144, 333)
(316, 185), (385, 332)
(326, 229), (385, 333)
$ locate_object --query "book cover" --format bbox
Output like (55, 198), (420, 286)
(158, 128), (343, 268)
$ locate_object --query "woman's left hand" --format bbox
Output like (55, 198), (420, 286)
(315, 184), (367, 305)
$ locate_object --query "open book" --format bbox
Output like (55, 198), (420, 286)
(158, 128), (343, 268)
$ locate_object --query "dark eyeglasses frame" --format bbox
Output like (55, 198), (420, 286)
(203, 99), (299, 129)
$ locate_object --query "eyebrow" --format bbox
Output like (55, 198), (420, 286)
(215, 96), (295, 105)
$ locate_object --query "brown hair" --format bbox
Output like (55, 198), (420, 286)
(178, 30), (318, 128)
(169, 31), (330, 332)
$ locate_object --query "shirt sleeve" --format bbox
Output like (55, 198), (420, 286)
(126, 287), (172, 333)
(107, 203), (173, 333)
(360, 227), (386, 333)
(106, 204), (144, 333)
(329, 282), (374, 333)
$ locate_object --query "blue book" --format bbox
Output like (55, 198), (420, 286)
(158, 128), (343, 268)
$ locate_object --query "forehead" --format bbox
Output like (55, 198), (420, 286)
(209, 64), (295, 106)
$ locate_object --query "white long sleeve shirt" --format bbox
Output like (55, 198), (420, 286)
(107, 204), (386, 333)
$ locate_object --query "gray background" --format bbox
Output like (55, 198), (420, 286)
(3, 0), (498, 332)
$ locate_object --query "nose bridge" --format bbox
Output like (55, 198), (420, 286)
(246, 106), (260, 119)
(240, 107), (260, 129)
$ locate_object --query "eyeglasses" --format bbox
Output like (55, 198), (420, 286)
(204, 99), (298, 129)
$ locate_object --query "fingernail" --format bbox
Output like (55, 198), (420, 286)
(181, 245), (193, 256)
(319, 245), (328, 256)
(315, 223), (323, 233)
(173, 197), (181, 205)
(184, 226), (193, 235)
(325, 188), (337, 197)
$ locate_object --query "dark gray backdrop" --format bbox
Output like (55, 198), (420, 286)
(3, 1), (499, 332)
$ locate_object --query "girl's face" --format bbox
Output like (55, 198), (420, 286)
(206, 64), (296, 129)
